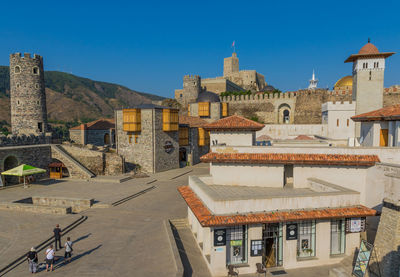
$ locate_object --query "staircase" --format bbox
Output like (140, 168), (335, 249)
(51, 145), (95, 179)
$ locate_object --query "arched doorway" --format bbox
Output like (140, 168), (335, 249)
(179, 147), (187, 167)
(104, 133), (110, 145)
(3, 156), (18, 185)
(278, 104), (291, 124)
(49, 158), (69, 178)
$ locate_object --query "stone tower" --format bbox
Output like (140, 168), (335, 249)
(9, 53), (48, 135)
(181, 74), (201, 107)
(223, 52), (239, 77)
(345, 40), (394, 136)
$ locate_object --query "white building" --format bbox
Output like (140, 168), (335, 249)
(352, 104), (400, 147)
(179, 115), (379, 275)
(322, 101), (356, 140)
(308, 70), (318, 89)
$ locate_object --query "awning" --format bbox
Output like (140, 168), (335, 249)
(1, 164), (46, 177)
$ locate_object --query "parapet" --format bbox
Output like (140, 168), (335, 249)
(10, 52), (42, 61)
(0, 133), (51, 147)
(322, 101), (355, 112)
(183, 74), (201, 81)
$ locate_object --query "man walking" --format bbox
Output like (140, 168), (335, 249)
(45, 245), (55, 272)
(53, 224), (62, 251)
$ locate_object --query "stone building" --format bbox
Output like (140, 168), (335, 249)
(179, 115), (379, 275)
(9, 53), (49, 135)
(178, 115), (210, 166)
(69, 118), (115, 146)
(115, 104), (179, 173)
(188, 91), (228, 122)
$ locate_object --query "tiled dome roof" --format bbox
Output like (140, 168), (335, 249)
(358, 43), (379, 55)
(197, 91), (220, 103)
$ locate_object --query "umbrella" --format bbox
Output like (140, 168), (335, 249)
(1, 164), (46, 187)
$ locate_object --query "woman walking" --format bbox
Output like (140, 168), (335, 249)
(64, 237), (73, 264)
(27, 247), (38, 274)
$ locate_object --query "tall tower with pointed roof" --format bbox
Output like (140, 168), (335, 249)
(345, 39), (395, 136)
(308, 70), (318, 89)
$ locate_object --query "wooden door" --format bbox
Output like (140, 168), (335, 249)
(264, 238), (276, 268)
(380, 129), (388, 147)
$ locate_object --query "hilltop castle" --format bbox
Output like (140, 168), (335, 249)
(175, 42), (400, 125)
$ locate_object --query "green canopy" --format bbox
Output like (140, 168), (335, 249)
(1, 164), (46, 177)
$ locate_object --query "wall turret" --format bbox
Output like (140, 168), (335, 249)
(9, 52), (48, 135)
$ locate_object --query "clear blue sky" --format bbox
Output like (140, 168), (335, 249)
(0, 0), (399, 97)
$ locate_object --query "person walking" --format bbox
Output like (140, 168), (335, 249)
(27, 247), (38, 274)
(64, 237), (73, 264)
(53, 224), (62, 251)
(45, 245), (55, 272)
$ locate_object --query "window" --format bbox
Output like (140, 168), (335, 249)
(135, 134), (138, 143)
(198, 128), (210, 146)
(180, 94), (182, 98)
(35, 84), (39, 89)
(369, 71), (372, 81)
(14, 66), (21, 73)
(198, 102), (210, 117)
(163, 109), (179, 131)
(337, 119), (339, 127)
(128, 134), (132, 144)
(33, 67), (39, 75)
(331, 219), (345, 255)
(123, 109), (141, 132)
(226, 225), (247, 265)
(347, 119), (349, 127)
(297, 221), (316, 258)
(179, 127), (189, 146)
(16, 83), (20, 88)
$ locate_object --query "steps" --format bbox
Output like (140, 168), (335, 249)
(170, 218), (188, 230)
(51, 145), (95, 179)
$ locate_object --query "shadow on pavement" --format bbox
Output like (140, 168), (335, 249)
(73, 233), (92, 244)
(170, 222), (193, 277)
(53, 244), (102, 271)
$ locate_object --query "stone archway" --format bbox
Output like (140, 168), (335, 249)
(3, 156), (19, 185)
(278, 104), (291, 124)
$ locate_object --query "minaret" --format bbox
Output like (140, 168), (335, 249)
(308, 70), (318, 89)
(345, 39), (395, 136)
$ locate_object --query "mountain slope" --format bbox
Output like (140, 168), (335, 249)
(0, 66), (165, 123)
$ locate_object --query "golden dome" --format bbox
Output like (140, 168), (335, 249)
(334, 76), (353, 88)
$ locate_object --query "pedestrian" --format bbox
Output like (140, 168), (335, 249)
(53, 224), (62, 251)
(64, 237), (73, 264)
(45, 245), (55, 272)
(27, 247), (38, 274)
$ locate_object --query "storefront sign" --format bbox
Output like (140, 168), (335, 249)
(250, 240), (263, 257)
(346, 218), (366, 233)
(214, 229), (226, 246)
(164, 141), (174, 154)
(286, 223), (298, 240)
(353, 240), (373, 277)
(230, 240), (242, 246)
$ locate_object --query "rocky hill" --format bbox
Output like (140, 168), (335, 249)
(0, 66), (165, 124)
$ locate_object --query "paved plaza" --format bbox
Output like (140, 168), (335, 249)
(0, 164), (349, 276)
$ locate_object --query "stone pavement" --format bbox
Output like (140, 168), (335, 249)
(0, 165), (207, 276)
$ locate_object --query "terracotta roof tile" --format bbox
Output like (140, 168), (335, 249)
(294, 135), (314, 140)
(179, 115), (209, 128)
(257, 135), (272, 141)
(351, 104), (400, 122)
(200, 152), (380, 167)
(203, 115), (264, 131)
(358, 42), (380, 55)
(178, 186), (377, 227)
(70, 118), (115, 130)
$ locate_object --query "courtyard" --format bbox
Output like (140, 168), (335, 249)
(0, 164), (351, 276)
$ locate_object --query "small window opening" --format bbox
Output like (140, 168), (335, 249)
(337, 119), (339, 127)
(14, 66), (21, 73)
(347, 119), (349, 127)
(33, 67), (39, 75)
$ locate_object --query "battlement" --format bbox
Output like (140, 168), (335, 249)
(0, 133), (51, 147)
(183, 74), (201, 81)
(322, 101), (355, 112)
(384, 85), (400, 94)
(10, 52), (42, 61)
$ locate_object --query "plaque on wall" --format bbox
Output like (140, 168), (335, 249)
(286, 223), (298, 240)
(250, 240), (263, 256)
(164, 141), (174, 154)
(214, 229), (226, 246)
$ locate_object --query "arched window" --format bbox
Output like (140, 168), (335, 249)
(283, 110), (290, 124)
(14, 66), (21, 74)
(33, 67), (39, 75)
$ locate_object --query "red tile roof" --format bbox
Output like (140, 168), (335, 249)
(345, 42), (395, 63)
(203, 115), (264, 131)
(178, 186), (377, 227)
(351, 104), (400, 122)
(70, 118), (115, 130)
(294, 135), (314, 140)
(200, 152), (380, 166)
(179, 115), (209, 128)
(257, 135), (272, 141)
(358, 42), (380, 55)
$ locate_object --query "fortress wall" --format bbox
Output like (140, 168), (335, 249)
(257, 124), (327, 139)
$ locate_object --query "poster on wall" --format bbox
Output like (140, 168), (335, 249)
(286, 223), (298, 240)
(250, 240), (263, 257)
(353, 240), (373, 277)
(346, 218), (366, 233)
(214, 229), (226, 246)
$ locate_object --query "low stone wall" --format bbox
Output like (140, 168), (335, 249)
(257, 124), (328, 140)
(32, 196), (94, 213)
(0, 133), (51, 147)
(0, 202), (71, 214)
(104, 153), (124, 175)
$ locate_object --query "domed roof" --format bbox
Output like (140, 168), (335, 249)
(358, 42), (379, 55)
(334, 76), (353, 88)
(197, 91), (220, 103)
